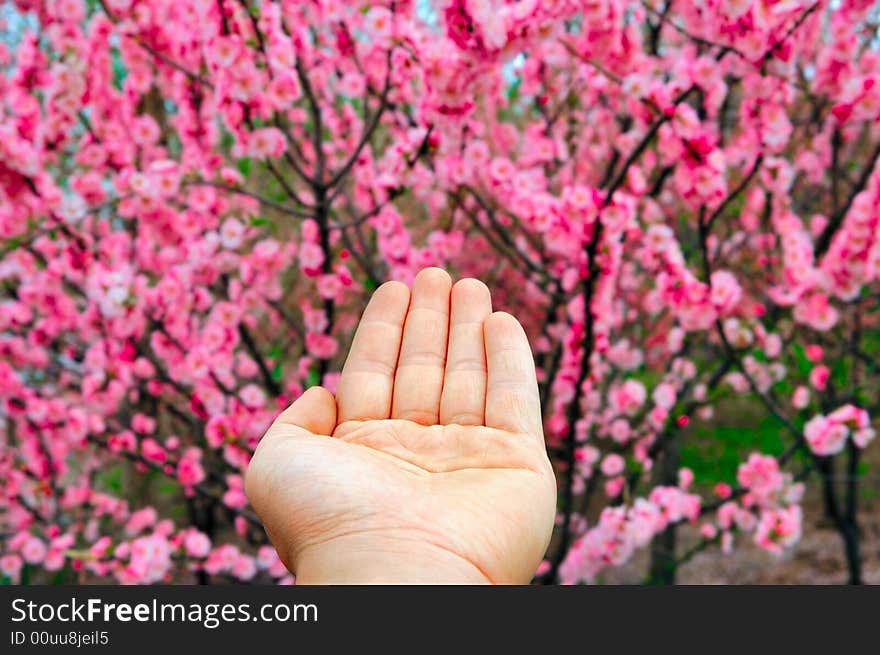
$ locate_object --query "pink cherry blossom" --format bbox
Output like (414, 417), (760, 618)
(804, 415), (849, 456)
(809, 365), (831, 391)
(21, 537), (47, 565)
(600, 454), (626, 477)
(0, 554), (23, 582)
(1, 0), (877, 588)
(792, 385), (810, 409)
(184, 531), (212, 559)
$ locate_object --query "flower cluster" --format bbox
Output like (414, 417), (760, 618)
(559, 483), (701, 583)
(804, 405), (875, 456)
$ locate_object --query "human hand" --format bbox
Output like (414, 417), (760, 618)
(245, 268), (556, 584)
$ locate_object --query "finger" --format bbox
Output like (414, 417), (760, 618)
(336, 281), (411, 423)
(272, 386), (337, 436)
(440, 278), (492, 425)
(391, 267), (452, 424)
(484, 311), (543, 439)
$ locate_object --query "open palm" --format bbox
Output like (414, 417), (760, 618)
(245, 269), (556, 584)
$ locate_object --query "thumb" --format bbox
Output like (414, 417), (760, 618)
(274, 386), (338, 436)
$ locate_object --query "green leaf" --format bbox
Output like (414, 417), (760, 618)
(110, 46), (127, 90)
(831, 357), (848, 388)
(680, 412), (787, 486)
(625, 457), (643, 476)
(237, 158), (251, 177)
(306, 366), (320, 388)
(790, 343), (811, 377)
(221, 129), (235, 150)
(52, 567), (70, 585)
(95, 463), (125, 494)
(507, 77), (521, 102)
(166, 131), (183, 158)
(272, 362), (283, 383)
(157, 479), (180, 497)
(250, 216), (271, 227)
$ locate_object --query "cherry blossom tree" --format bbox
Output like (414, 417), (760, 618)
(1, 0), (879, 585)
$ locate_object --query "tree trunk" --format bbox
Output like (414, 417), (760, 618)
(648, 439), (680, 584)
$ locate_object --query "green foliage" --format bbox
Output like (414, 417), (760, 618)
(166, 131), (182, 158)
(156, 478), (181, 498)
(265, 175), (288, 203)
(249, 215), (272, 227)
(790, 342), (812, 377)
(2, 236), (21, 255)
(831, 357), (849, 389)
(220, 129), (235, 150)
(52, 566), (71, 584)
(268, 345), (284, 383)
(507, 77), (521, 103)
(94, 463), (125, 495)
(624, 366), (662, 389)
(680, 410), (787, 485)
(111, 46), (127, 90)
(305, 366), (320, 388)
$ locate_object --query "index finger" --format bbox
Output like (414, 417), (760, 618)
(336, 281), (411, 424)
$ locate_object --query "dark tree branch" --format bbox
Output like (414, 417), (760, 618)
(815, 141), (880, 257)
(238, 323), (282, 398)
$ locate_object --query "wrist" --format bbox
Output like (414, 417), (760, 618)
(292, 534), (493, 585)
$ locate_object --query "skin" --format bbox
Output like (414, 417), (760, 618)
(245, 268), (557, 584)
